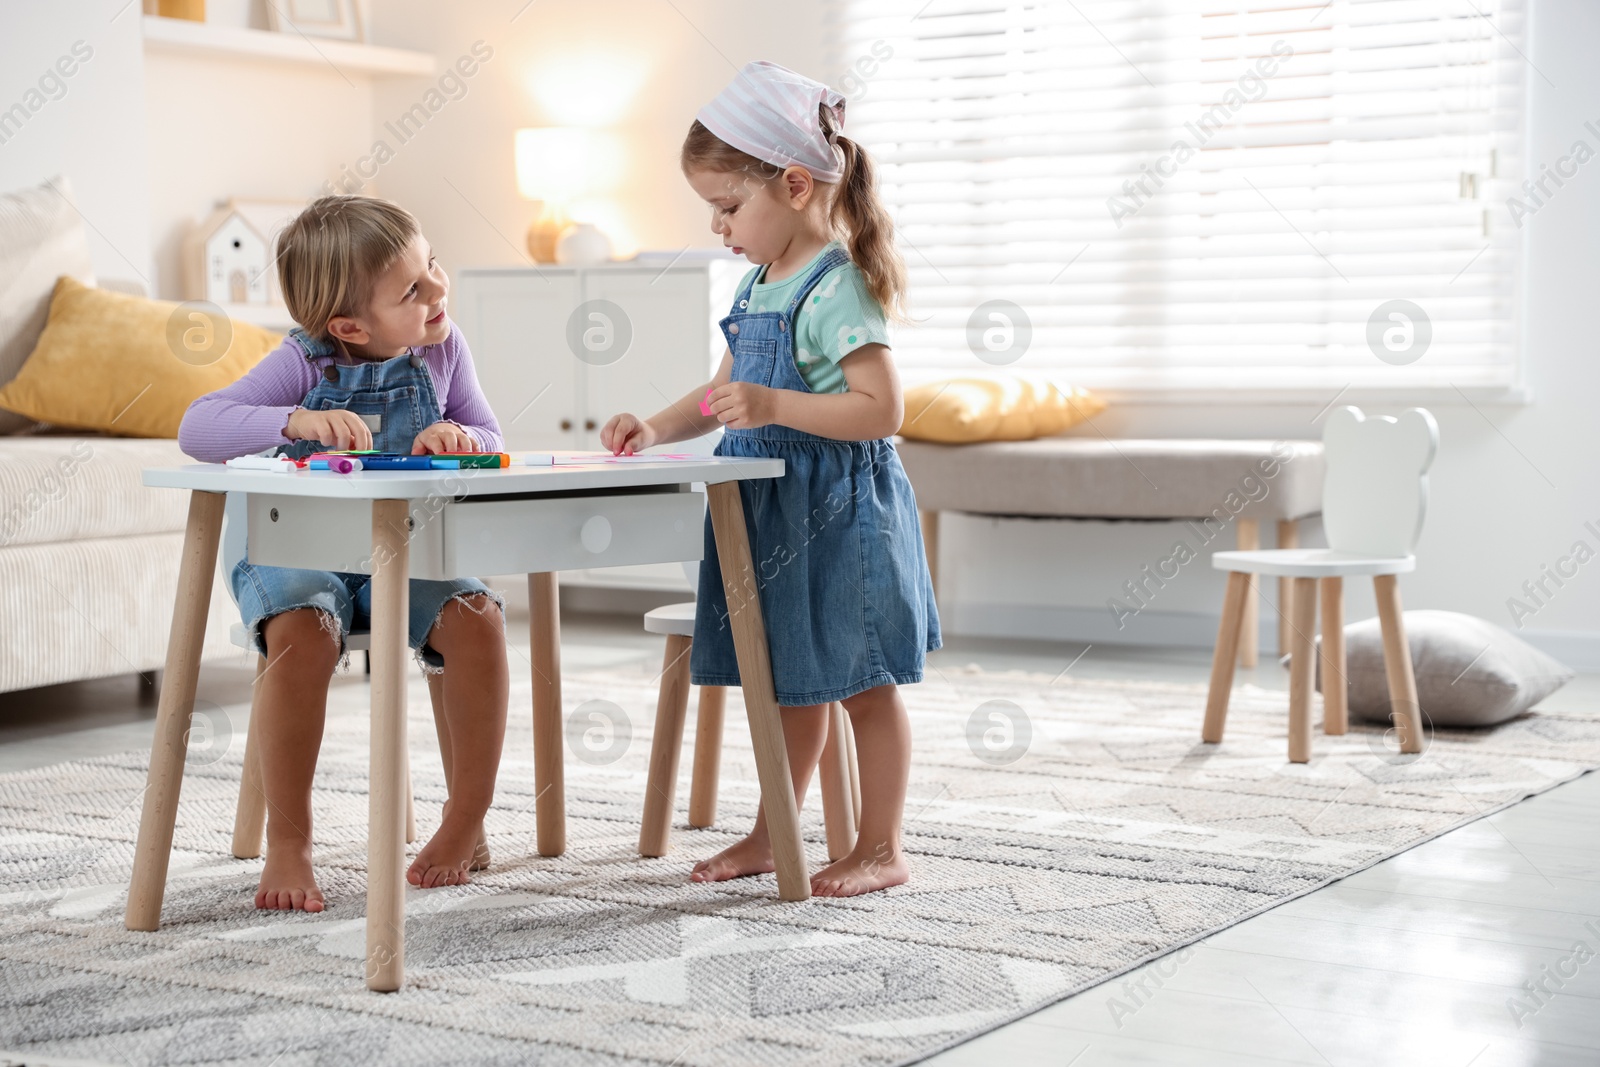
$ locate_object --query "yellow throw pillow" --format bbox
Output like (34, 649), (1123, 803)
(0, 276), (280, 438)
(898, 374), (1105, 443)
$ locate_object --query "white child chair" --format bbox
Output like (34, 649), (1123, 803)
(1202, 407), (1439, 763)
(637, 559), (861, 860)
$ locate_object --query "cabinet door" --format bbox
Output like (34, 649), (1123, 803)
(455, 270), (583, 451)
(578, 268), (713, 452)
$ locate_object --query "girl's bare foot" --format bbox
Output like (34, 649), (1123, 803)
(810, 844), (909, 898)
(256, 843), (326, 912)
(407, 811), (487, 888)
(689, 833), (774, 882)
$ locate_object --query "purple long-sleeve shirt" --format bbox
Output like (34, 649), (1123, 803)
(178, 322), (504, 462)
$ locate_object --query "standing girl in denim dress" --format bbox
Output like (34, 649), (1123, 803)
(602, 62), (939, 897)
(180, 196), (509, 911)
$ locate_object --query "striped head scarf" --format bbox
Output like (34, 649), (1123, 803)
(695, 61), (847, 183)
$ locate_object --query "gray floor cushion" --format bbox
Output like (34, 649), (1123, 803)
(1288, 609), (1574, 727)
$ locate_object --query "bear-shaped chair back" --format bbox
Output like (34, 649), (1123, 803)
(1321, 406), (1439, 558)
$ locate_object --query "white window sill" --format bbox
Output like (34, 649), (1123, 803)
(898, 367), (1533, 408)
(1091, 383), (1534, 407)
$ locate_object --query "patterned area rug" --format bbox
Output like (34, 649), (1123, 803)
(1, 660), (1597, 1066)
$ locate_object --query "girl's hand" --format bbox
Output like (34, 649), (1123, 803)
(601, 412), (657, 455)
(411, 421), (478, 455)
(285, 407), (372, 451)
(707, 382), (778, 430)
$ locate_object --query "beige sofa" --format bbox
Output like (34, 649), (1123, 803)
(0, 179), (237, 695)
(0, 434), (238, 694)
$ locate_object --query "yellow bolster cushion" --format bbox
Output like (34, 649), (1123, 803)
(898, 375), (1106, 443)
(0, 276), (281, 438)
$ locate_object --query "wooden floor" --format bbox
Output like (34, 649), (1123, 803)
(1, 614), (1596, 1066)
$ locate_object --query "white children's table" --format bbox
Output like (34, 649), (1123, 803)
(126, 455), (807, 991)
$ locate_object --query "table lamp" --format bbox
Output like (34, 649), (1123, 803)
(516, 127), (597, 263)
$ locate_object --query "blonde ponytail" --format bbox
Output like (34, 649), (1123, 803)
(826, 121), (908, 323)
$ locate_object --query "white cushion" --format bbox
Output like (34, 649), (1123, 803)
(0, 176), (95, 435)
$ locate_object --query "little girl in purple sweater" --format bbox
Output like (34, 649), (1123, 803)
(180, 195), (509, 912)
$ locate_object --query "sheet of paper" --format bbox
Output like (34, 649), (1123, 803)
(509, 451), (700, 466)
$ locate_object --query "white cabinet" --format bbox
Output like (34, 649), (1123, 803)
(455, 260), (746, 452)
(457, 271), (583, 451)
(584, 270), (709, 452)
(454, 258), (745, 590)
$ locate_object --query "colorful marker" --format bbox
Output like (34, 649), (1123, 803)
(309, 451), (523, 472)
(435, 452), (511, 468)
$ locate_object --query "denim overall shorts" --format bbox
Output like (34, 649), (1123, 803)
(229, 330), (502, 668)
(688, 246), (942, 706)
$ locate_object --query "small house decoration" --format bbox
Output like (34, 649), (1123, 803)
(184, 203), (271, 305)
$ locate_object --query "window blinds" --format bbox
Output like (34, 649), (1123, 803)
(826, 0), (1526, 394)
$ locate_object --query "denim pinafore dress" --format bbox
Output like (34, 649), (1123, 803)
(283, 329), (440, 460)
(689, 246), (942, 706)
(228, 329), (498, 664)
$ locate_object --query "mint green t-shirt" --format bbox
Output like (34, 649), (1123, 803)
(736, 241), (890, 395)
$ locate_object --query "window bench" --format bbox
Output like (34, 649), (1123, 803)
(895, 437), (1326, 664)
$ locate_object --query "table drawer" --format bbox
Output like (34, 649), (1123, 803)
(247, 489), (705, 581)
(442, 490), (703, 577)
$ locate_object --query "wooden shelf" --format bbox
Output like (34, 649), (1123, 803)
(141, 16), (435, 77)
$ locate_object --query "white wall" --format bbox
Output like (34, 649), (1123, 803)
(3, 1), (378, 301)
(142, 51), (375, 298)
(364, 0), (825, 276)
(0, 0), (152, 286)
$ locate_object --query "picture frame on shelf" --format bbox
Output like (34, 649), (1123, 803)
(265, 0), (363, 42)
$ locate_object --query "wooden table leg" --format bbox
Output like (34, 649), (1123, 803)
(1277, 520), (1300, 654)
(640, 633), (693, 857)
(366, 499), (410, 992)
(1235, 519), (1260, 668)
(1202, 571), (1250, 744)
(705, 480), (809, 901)
(1319, 576), (1348, 735)
(529, 571), (564, 856)
(1287, 576), (1318, 763)
(1374, 574), (1424, 754)
(688, 684), (725, 829)
(126, 490), (225, 931)
(818, 702), (857, 861)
